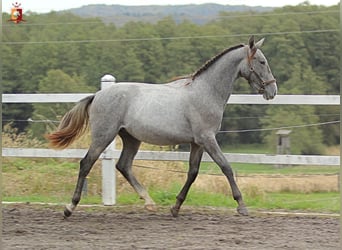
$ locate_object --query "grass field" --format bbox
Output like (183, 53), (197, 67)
(2, 129), (340, 213)
(2, 152), (340, 213)
(3, 191), (339, 214)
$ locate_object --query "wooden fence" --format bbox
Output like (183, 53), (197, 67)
(2, 75), (340, 204)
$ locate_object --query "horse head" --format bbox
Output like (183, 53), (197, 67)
(240, 36), (277, 100)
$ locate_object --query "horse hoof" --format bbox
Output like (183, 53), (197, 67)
(144, 204), (157, 212)
(64, 206), (73, 218)
(237, 206), (249, 216)
(170, 206), (179, 217)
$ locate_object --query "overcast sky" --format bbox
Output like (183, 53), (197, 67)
(2, 0), (339, 13)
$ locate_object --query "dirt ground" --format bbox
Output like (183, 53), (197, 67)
(2, 204), (340, 250)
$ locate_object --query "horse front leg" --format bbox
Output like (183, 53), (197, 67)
(171, 143), (203, 217)
(202, 136), (248, 216)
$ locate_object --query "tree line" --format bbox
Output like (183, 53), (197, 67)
(2, 3), (339, 154)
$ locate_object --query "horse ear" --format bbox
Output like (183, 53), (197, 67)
(248, 35), (255, 49)
(255, 38), (265, 49)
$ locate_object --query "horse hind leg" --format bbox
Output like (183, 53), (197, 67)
(64, 131), (118, 218)
(171, 143), (203, 217)
(64, 147), (102, 217)
(117, 130), (157, 211)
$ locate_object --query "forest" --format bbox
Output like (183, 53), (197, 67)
(2, 3), (340, 154)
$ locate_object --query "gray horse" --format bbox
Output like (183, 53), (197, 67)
(46, 36), (277, 218)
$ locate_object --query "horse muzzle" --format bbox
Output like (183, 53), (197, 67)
(262, 81), (277, 100)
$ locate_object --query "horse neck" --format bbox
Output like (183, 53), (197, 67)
(192, 46), (246, 106)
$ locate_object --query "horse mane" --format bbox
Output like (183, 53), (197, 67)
(170, 74), (193, 81)
(191, 44), (245, 80)
(170, 43), (245, 84)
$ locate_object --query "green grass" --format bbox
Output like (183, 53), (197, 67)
(199, 162), (340, 175)
(2, 144), (340, 214)
(3, 194), (103, 205)
(195, 144), (340, 175)
(4, 190), (339, 213)
(145, 186), (339, 213)
(261, 192), (340, 213)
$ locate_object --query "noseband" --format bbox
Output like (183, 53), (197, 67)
(247, 49), (276, 94)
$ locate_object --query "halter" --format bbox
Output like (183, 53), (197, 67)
(247, 49), (276, 94)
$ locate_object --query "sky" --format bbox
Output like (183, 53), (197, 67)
(2, 0), (339, 13)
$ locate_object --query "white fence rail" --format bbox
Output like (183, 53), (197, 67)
(2, 93), (340, 105)
(2, 75), (340, 205)
(2, 148), (339, 166)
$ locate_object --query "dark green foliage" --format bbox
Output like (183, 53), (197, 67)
(260, 105), (325, 155)
(2, 3), (339, 150)
(29, 69), (96, 139)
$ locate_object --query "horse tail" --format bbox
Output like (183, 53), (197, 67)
(45, 95), (95, 149)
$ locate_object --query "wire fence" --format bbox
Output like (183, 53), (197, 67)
(2, 117), (340, 134)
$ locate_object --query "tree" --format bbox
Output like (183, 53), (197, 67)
(260, 105), (325, 155)
(118, 47), (145, 82)
(1, 5), (339, 147)
(29, 69), (96, 139)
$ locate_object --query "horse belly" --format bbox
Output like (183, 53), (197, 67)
(124, 116), (193, 146)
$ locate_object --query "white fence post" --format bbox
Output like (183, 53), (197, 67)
(101, 74), (116, 205)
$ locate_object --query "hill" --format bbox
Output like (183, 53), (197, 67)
(66, 4), (273, 26)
